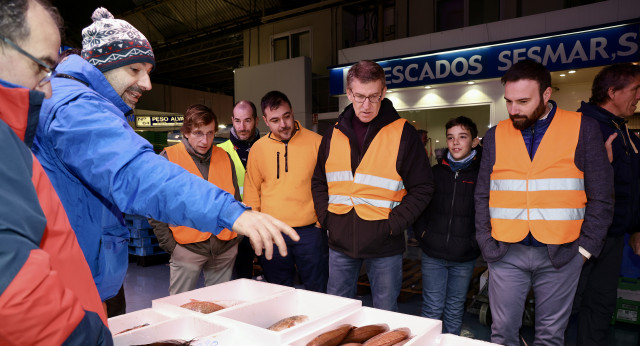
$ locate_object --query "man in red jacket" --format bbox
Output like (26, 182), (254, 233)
(0, 0), (111, 344)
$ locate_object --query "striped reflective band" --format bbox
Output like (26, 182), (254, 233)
(489, 207), (528, 220)
(328, 195), (400, 209)
(326, 170), (354, 182)
(490, 207), (585, 221)
(354, 173), (405, 191)
(490, 178), (584, 192)
(329, 195), (353, 205)
(352, 197), (400, 209)
(528, 178), (584, 191)
(529, 208), (585, 221)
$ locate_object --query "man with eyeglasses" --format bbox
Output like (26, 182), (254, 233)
(32, 7), (298, 316)
(312, 60), (434, 311)
(0, 0), (111, 344)
(150, 104), (242, 295)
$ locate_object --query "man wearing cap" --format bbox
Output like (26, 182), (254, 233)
(218, 100), (262, 279)
(32, 7), (298, 316)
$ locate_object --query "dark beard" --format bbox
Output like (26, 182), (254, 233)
(510, 100), (547, 130)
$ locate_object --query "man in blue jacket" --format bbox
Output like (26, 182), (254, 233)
(32, 7), (298, 315)
(571, 63), (640, 345)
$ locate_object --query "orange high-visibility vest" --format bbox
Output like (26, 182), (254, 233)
(165, 142), (237, 243)
(489, 108), (587, 244)
(326, 118), (407, 221)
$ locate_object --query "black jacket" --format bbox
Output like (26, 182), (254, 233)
(578, 101), (640, 237)
(312, 99), (434, 258)
(415, 149), (482, 262)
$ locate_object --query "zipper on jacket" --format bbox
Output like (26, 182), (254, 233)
(529, 127), (535, 159)
(277, 152), (280, 179)
(611, 120), (630, 156)
(284, 142), (289, 172)
(445, 171), (459, 249)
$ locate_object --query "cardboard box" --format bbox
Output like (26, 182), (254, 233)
(211, 289), (361, 345)
(112, 316), (229, 346)
(108, 308), (175, 336)
(287, 306), (442, 346)
(438, 333), (501, 345)
(152, 278), (294, 317)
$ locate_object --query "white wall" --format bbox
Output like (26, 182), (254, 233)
(234, 57), (313, 133)
(243, 9), (334, 76)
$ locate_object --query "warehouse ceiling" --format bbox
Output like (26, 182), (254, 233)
(51, 0), (348, 96)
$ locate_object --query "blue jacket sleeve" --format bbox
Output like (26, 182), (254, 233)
(47, 95), (247, 233)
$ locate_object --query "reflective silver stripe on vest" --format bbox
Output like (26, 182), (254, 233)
(529, 208), (585, 221)
(489, 207), (529, 220)
(490, 207), (585, 221)
(326, 170), (354, 182)
(354, 173), (405, 191)
(490, 179), (527, 191)
(239, 187), (244, 195)
(352, 197), (400, 209)
(328, 195), (353, 205)
(491, 178), (584, 192)
(528, 178), (584, 191)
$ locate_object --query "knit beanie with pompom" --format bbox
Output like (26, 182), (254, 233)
(81, 7), (155, 73)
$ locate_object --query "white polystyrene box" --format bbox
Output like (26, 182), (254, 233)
(287, 306), (442, 346)
(437, 333), (501, 345)
(210, 288), (362, 345)
(152, 278), (294, 317)
(108, 308), (175, 336)
(112, 316), (230, 346)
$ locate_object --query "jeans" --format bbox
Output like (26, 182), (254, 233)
(488, 244), (583, 346)
(260, 225), (329, 292)
(327, 248), (402, 311)
(420, 253), (476, 335)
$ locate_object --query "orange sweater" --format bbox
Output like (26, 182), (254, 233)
(244, 121), (321, 227)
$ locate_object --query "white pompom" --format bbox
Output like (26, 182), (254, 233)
(91, 7), (114, 22)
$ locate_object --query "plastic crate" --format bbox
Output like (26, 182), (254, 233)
(614, 277), (640, 325)
(130, 236), (158, 248)
(128, 244), (164, 256)
(129, 228), (155, 239)
(124, 214), (151, 229)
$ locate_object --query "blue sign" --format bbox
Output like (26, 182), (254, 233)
(329, 22), (640, 95)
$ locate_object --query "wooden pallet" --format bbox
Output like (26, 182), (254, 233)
(357, 259), (422, 301)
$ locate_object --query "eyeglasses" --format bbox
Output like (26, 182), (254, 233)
(349, 89), (383, 104)
(0, 34), (57, 86)
(190, 130), (215, 140)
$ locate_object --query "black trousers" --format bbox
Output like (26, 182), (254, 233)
(573, 235), (625, 346)
(105, 284), (126, 317)
(233, 236), (255, 279)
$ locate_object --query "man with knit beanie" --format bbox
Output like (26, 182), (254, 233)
(32, 7), (299, 316)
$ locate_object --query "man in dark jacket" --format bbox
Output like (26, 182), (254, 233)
(475, 60), (613, 346)
(571, 63), (640, 345)
(312, 60), (434, 311)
